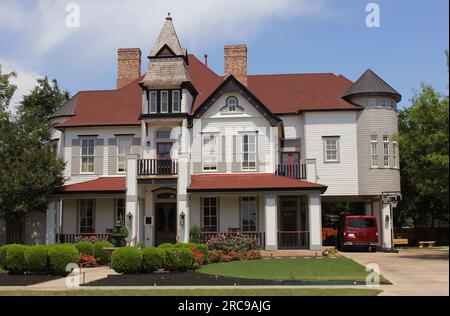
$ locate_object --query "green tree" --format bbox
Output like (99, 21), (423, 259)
(0, 70), (68, 244)
(0, 65), (17, 111)
(396, 79), (449, 237)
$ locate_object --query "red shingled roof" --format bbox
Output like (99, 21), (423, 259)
(187, 174), (327, 193)
(60, 177), (126, 193)
(56, 54), (361, 128)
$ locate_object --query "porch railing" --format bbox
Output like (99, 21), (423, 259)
(56, 233), (111, 244)
(276, 164), (306, 179)
(194, 232), (266, 249)
(138, 159), (177, 176)
(278, 231), (309, 249)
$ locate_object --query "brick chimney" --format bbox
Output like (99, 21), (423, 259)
(224, 44), (247, 86)
(117, 48), (141, 89)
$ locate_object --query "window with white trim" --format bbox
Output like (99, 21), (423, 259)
(383, 136), (390, 167)
(79, 199), (95, 233)
(202, 197), (218, 232)
(227, 96), (238, 112)
(393, 141), (398, 168)
(161, 91), (169, 113)
(323, 137), (340, 162)
(117, 137), (132, 173)
(149, 91), (157, 113)
(172, 90), (180, 112)
(370, 135), (379, 167)
(381, 99), (388, 108)
(368, 98), (376, 107)
(115, 198), (126, 225)
(242, 134), (256, 170)
(241, 196), (257, 232)
(202, 134), (218, 171)
(81, 138), (95, 173)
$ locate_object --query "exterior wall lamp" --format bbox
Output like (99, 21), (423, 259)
(126, 212), (133, 226)
(180, 211), (185, 226)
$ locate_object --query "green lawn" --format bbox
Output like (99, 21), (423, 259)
(0, 289), (381, 296)
(198, 258), (388, 283)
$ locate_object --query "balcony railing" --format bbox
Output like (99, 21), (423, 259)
(194, 232), (266, 249)
(276, 164), (307, 179)
(56, 233), (111, 244)
(278, 231), (309, 249)
(138, 159), (178, 176)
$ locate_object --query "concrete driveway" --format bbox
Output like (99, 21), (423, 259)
(342, 248), (449, 296)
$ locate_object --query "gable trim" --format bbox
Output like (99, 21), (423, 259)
(192, 75), (281, 127)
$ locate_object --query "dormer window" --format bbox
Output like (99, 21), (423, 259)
(161, 91), (169, 113)
(150, 91), (157, 113)
(226, 96), (238, 112)
(172, 90), (180, 112)
(146, 89), (182, 114)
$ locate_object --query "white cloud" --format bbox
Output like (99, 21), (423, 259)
(0, 59), (41, 113)
(0, 0), (326, 61)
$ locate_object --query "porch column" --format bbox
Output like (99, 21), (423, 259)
(305, 159), (317, 183)
(308, 192), (322, 251)
(264, 195), (277, 250)
(381, 203), (393, 250)
(45, 201), (57, 245)
(126, 154), (139, 245)
(177, 152), (190, 243)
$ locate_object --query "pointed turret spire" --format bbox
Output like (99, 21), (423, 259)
(148, 13), (184, 58)
(342, 69), (401, 102)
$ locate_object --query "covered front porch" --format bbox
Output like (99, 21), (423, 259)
(187, 173), (327, 251)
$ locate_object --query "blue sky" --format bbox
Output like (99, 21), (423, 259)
(0, 0), (448, 110)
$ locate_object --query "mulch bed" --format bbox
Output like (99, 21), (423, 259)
(84, 271), (366, 286)
(0, 274), (62, 286)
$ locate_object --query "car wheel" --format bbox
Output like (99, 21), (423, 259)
(370, 247), (377, 253)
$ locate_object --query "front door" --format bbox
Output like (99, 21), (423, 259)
(157, 142), (173, 174)
(155, 203), (177, 246)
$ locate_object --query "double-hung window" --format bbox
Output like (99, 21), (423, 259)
(149, 91), (157, 113)
(383, 136), (390, 167)
(115, 198), (126, 225)
(393, 141), (398, 168)
(241, 196), (257, 232)
(172, 90), (180, 113)
(370, 135), (379, 167)
(81, 138), (95, 173)
(368, 98), (376, 108)
(117, 138), (132, 173)
(161, 91), (169, 113)
(323, 137), (339, 163)
(79, 199), (95, 233)
(202, 197), (218, 232)
(202, 134), (217, 171)
(242, 134), (256, 170)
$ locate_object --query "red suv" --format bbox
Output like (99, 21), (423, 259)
(337, 216), (378, 252)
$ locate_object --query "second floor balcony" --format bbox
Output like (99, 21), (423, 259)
(138, 159), (178, 177)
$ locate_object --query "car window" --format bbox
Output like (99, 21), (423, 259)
(347, 218), (375, 228)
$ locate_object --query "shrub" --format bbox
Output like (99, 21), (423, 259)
(141, 248), (166, 272)
(189, 225), (201, 244)
(178, 248), (194, 271)
(94, 241), (113, 265)
(47, 244), (79, 275)
(5, 245), (29, 274)
(111, 247), (142, 274)
(163, 248), (182, 271)
(158, 243), (174, 249)
(175, 243), (208, 265)
(206, 234), (261, 262)
(0, 244), (16, 269)
(24, 246), (48, 274)
(208, 250), (232, 263)
(75, 241), (94, 256)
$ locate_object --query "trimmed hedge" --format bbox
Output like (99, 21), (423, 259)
(111, 247), (142, 274)
(75, 241), (94, 256)
(94, 241), (113, 265)
(141, 248), (166, 272)
(47, 244), (79, 275)
(4, 245), (29, 274)
(174, 243), (209, 264)
(0, 244), (17, 269)
(24, 245), (48, 274)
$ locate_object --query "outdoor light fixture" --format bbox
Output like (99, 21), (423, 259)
(127, 212), (133, 226)
(385, 214), (390, 224)
(180, 211), (185, 226)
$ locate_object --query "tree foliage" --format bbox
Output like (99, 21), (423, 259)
(0, 69), (68, 243)
(0, 66), (17, 111)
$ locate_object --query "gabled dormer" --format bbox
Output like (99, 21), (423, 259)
(140, 14), (197, 118)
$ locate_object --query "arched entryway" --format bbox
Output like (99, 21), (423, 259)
(154, 189), (177, 246)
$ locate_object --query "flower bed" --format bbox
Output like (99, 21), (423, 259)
(206, 233), (262, 263)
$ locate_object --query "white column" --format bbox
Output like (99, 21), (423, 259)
(381, 203), (393, 250)
(126, 154), (139, 245)
(177, 152), (190, 243)
(45, 202), (57, 245)
(305, 159), (317, 183)
(308, 192), (322, 251)
(264, 194), (277, 250)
